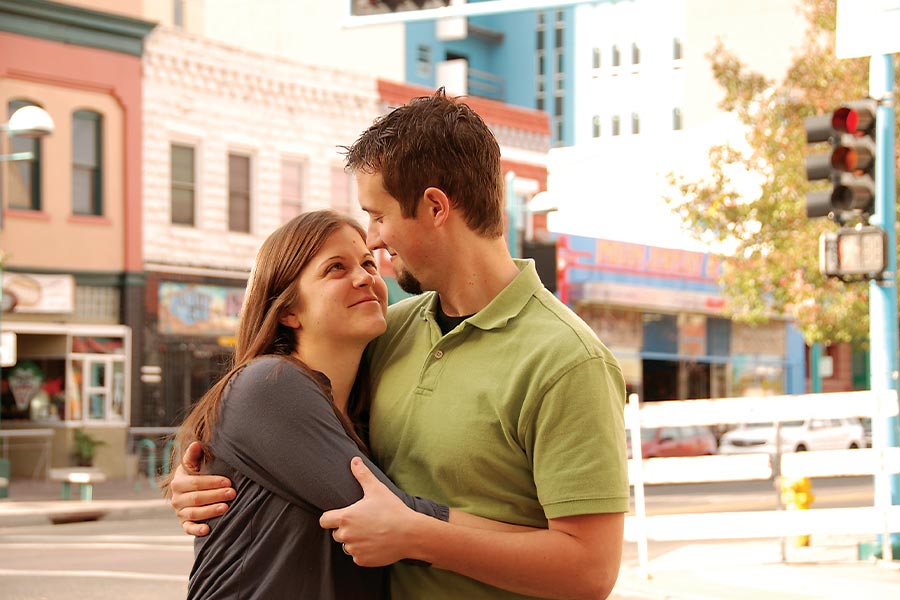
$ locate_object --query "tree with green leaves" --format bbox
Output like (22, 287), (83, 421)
(666, 0), (898, 345)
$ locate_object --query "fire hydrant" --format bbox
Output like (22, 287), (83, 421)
(780, 476), (815, 547)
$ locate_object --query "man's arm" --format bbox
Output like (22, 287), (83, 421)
(321, 459), (623, 600)
(169, 441), (236, 536)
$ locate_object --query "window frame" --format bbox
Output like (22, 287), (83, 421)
(7, 99), (42, 211)
(227, 152), (252, 233)
(72, 109), (103, 216)
(170, 143), (196, 226)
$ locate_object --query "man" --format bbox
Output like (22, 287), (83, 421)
(170, 90), (628, 599)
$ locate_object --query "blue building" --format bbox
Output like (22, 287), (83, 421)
(404, 2), (575, 146)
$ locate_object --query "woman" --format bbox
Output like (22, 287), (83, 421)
(164, 211), (449, 599)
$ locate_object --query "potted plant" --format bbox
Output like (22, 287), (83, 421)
(73, 429), (106, 467)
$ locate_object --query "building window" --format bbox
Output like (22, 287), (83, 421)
(281, 159), (306, 222)
(612, 115), (621, 136)
(612, 44), (621, 67)
(673, 108), (683, 131)
(592, 115), (601, 138)
(72, 110), (103, 216)
(537, 51), (545, 76)
(416, 44), (432, 77)
(7, 99), (42, 211)
(174, 0), (184, 28)
(632, 112), (640, 134)
(553, 117), (563, 145)
(632, 43), (641, 65)
(536, 96), (544, 111)
(554, 24), (564, 49)
(673, 37), (683, 60)
(536, 28), (544, 52)
(555, 9), (564, 25)
(171, 144), (195, 226)
(556, 49), (564, 74)
(228, 153), (251, 233)
(592, 47), (601, 69)
(330, 166), (356, 215)
(555, 75), (565, 93)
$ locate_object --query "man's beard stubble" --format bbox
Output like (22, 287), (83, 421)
(396, 269), (423, 295)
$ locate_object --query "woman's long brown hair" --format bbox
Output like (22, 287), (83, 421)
(161, 211), (372, 494)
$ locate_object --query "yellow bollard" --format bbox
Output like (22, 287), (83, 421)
(780, 476), (815, 547)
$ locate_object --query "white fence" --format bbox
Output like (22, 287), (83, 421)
(624, 390), (900, 577)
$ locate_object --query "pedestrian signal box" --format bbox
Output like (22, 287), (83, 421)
(819, 225), (887, 280)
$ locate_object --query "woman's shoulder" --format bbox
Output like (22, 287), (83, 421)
(232, 356), (320, 394)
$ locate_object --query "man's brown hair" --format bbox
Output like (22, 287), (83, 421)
(343, 88), (505, 238)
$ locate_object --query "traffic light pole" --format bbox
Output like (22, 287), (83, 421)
(869, 53), (900, 548)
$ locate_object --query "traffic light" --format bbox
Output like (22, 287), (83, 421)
(804, 99), (877, 221)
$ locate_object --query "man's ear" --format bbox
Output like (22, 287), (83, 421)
(279, 309), (301, 329)
(422, 187), (450, 227)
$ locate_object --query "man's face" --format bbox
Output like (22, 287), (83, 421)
(356, 171), (427, 294)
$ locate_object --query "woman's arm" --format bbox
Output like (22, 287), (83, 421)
(321, 458), (622, 600)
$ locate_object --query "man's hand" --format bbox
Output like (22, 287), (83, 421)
(170, 441), (235, 536)
(319, 457), (421, 566)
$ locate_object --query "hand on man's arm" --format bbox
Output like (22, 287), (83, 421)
(169, 441), (236, 536)
(320, 458), (622, 599)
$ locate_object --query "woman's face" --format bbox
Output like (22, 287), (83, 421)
(292, 224), (389, 346)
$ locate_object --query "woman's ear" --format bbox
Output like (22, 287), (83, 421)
(279, 309), (301, 329)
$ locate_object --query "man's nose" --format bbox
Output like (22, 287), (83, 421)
(366, 229), (383, 251)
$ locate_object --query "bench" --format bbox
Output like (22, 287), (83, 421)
(49, 468), (107, 501)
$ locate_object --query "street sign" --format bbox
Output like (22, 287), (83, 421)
(0, 331), (17, 367)
(836, 0), (900, 59)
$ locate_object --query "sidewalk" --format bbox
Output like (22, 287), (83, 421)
(0, 477), (898, 599)
(613, 535), (900, 600)
(0, 476), (170, 527)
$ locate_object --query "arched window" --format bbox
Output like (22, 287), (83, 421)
(7, 99), (43, 211)
(72, 110), (103, 215)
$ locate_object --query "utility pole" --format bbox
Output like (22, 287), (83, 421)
(868, 53), (899, 555)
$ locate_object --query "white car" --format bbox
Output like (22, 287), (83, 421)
(718, 418), (866, 454)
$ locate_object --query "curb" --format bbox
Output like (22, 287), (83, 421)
(0, 499), (172, 528)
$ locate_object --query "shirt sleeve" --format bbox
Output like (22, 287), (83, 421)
(211, 356), (448, 521)
(521, 355), (630, 518)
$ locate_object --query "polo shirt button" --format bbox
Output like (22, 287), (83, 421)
(434, 350), (444, 359)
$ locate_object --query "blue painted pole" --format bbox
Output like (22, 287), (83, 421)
(810, 343), (822, 393)
(505, 171), (520, 258)
(868, 54), (899, 545)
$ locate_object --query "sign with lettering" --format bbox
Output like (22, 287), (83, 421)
(158, 282), (245, 336)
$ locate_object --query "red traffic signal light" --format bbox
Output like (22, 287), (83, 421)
(803, 99), (877, 220)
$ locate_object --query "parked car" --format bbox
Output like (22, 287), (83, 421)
(626, 426), (718, 459)
(717, 418), (865, 454)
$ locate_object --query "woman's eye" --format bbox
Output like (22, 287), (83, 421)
(326, 263), (345, 273)
(363, 260), (378, 272)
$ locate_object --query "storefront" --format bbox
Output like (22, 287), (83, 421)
(1, 320), (131, 478)
(558, 234), (805, 401)
(139, 272), (246, 427)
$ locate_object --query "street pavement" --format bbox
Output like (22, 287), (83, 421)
(1, 477), (898, 599)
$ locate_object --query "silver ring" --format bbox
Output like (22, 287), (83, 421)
(342, 543), (351, 556)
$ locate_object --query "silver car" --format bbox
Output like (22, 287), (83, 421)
(718, 418), (866, 454)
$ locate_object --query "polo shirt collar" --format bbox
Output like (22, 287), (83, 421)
(465, 259), (542, 331)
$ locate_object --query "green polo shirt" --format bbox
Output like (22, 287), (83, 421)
(367, 259), (628, 600)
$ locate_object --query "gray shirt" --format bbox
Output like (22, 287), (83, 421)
(189, 356), (449, 599)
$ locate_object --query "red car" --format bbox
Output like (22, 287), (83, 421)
(627, 426), (718, 458)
